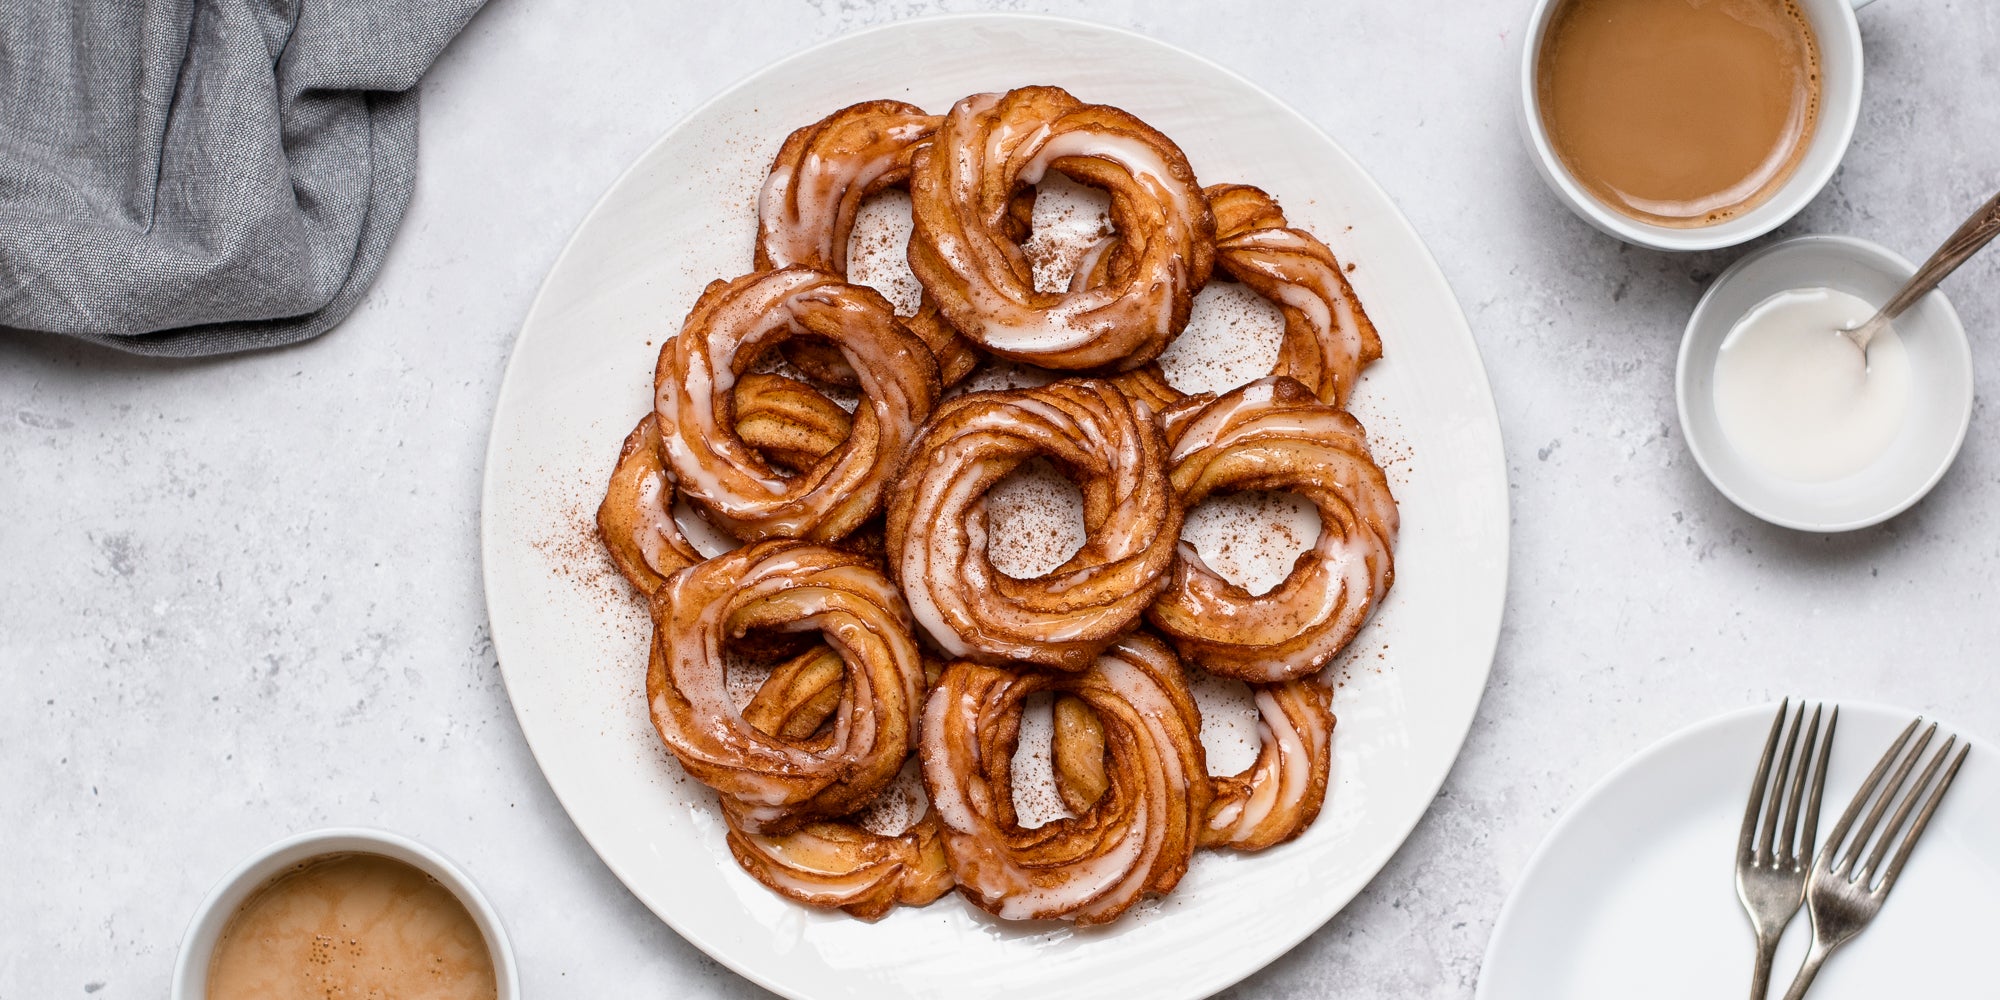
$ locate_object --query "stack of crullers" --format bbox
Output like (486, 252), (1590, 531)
(596, 86), (1400, 925)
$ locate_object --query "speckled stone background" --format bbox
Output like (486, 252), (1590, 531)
(3, 1), (1997, 997)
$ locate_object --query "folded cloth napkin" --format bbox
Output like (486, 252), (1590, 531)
(0, 0), (485, 356)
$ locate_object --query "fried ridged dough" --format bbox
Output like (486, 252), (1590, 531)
(1051, 693), (1110, 815)
(1103, 362), (1183, 411)
(1104, 185), (1381, 410)
(908, 86), (1214, 370)
(886, 379), (1180, 670)
(1199, 678), (1335, 850)
(1146, 377), (1397, 682)
(721, 795), (954, 920)
(599, 371), (853, 596)
(756, 100), (979, 385)
(741, 644), (846, 744)
(1048, 667), (1336, 852)
(654, 268), (940, 543)
(921, 633), (1208, 924)
(597, 414), (703, 595)
(1205, 184), (1381, 408)
(647, 541), (927, 831)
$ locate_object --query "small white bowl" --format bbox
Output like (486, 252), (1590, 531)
(1676, 235), (1974, 531)
(171, 828), (520, 1000)
(1517, 0), (1870, 252)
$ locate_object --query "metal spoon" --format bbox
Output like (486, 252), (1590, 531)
(1844, 188), (2000, 354)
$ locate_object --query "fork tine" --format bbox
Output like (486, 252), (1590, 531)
(1877, 743), (1971, 895)
(1741, 699), (1791, 861)
(1761, 701), (1807, 865)
(1799, 706), (1836, 864)
(1859, 735), (1957, 886)
(1819, 716), (1920, 872)
(1777, 704), (1822, 866)
(1835, 723), (1936, 879)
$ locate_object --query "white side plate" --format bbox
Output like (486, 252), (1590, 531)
(1479, 701), (1995, 999)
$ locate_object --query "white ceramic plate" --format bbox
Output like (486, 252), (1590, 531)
(1478, 702), (1995, 1000)
(481, 14), (1507, 999)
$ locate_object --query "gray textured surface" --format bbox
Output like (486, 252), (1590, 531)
(3, 1), (1997, 997)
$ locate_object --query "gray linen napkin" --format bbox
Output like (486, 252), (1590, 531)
(0, 0), (485, 357)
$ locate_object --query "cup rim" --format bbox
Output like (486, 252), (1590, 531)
(1673, 233), (1975, 532)
(170, 827), (520, 1000)
(1517, 0), (1865, 252)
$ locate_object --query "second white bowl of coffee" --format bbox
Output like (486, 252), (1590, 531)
(1517, 0), (1870, 252)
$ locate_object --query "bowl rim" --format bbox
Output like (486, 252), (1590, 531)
(1673, 233), (1975, 532)
(169, 826), (520, 1000)
(1515, 0), (1865, 252)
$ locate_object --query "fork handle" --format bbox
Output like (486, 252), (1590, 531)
(1779, 941), (1835, 1000)
(1749, 935), (1780, 1000)
(1873, 189), (2000, 324)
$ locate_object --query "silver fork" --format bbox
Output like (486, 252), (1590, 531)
(1778, 717), (1973, 1000)
(1736, 700), (1836, 1000)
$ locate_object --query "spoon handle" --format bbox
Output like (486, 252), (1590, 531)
(1875, 189), (2000, 323)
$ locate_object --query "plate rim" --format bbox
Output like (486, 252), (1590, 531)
(1474, 698), (1988, 999)
(479, 12), (1512, 998)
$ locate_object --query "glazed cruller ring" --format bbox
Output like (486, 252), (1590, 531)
(597, 370), (854, 596)
(647, 540), (953, 919)
(886, 378), (1181, 671)
(921, 632), (1210, 924)
(1050, 666), (1338, 853)
(1202, 184), (1381, 409)
(907, 86), (1216, 372)
(646, 540), (928, 832)
(755, 100), (981, 385)
(1108, 182), (1381, 411)
(1146, 376), (1399, 683)
(654, 267), (941, 544)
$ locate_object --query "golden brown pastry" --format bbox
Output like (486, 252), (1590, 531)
(920, 633), (1209, 924)
(646, 540), (927, 831)
(654, 268), (940, 544)
(1104, 362), (1183, 411)
(596, 415), (703, 595)
(1146, 376), (1397, 682)
(885, 379), (1181, 671)
(721, 797), (954, 921)
(1096, 185), (1382, 411)
(604, 93), (1410, 925)
(1204, 184), (1381, 409)
(907, 86), (1215, 371)
(740, 645), (846, 744)
(1051, 693), (1111, 816)
(755, 100), (980, 385)
(1048, 666), (1336, 852)
(726, 647), (951, 919)
(599, 372), (855, 596)
(1204, 183), (1288, 233)
(1198, 677), (1335, 850)
(729, 371), (853, 473)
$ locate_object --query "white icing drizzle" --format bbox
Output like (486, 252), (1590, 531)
(648, 543), (925, 832)
(920, 637), (1199, 923)
(632, 470), (679, 573)
(909, 89), (1208, 367)
(655, 269), (937, 541)
(891, 383), (1175, 668)
(1151, 377), (1397, 682)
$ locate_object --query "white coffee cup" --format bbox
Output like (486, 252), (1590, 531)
(1517, 0), (1874, 252)
(171, 827), (520, 1000)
